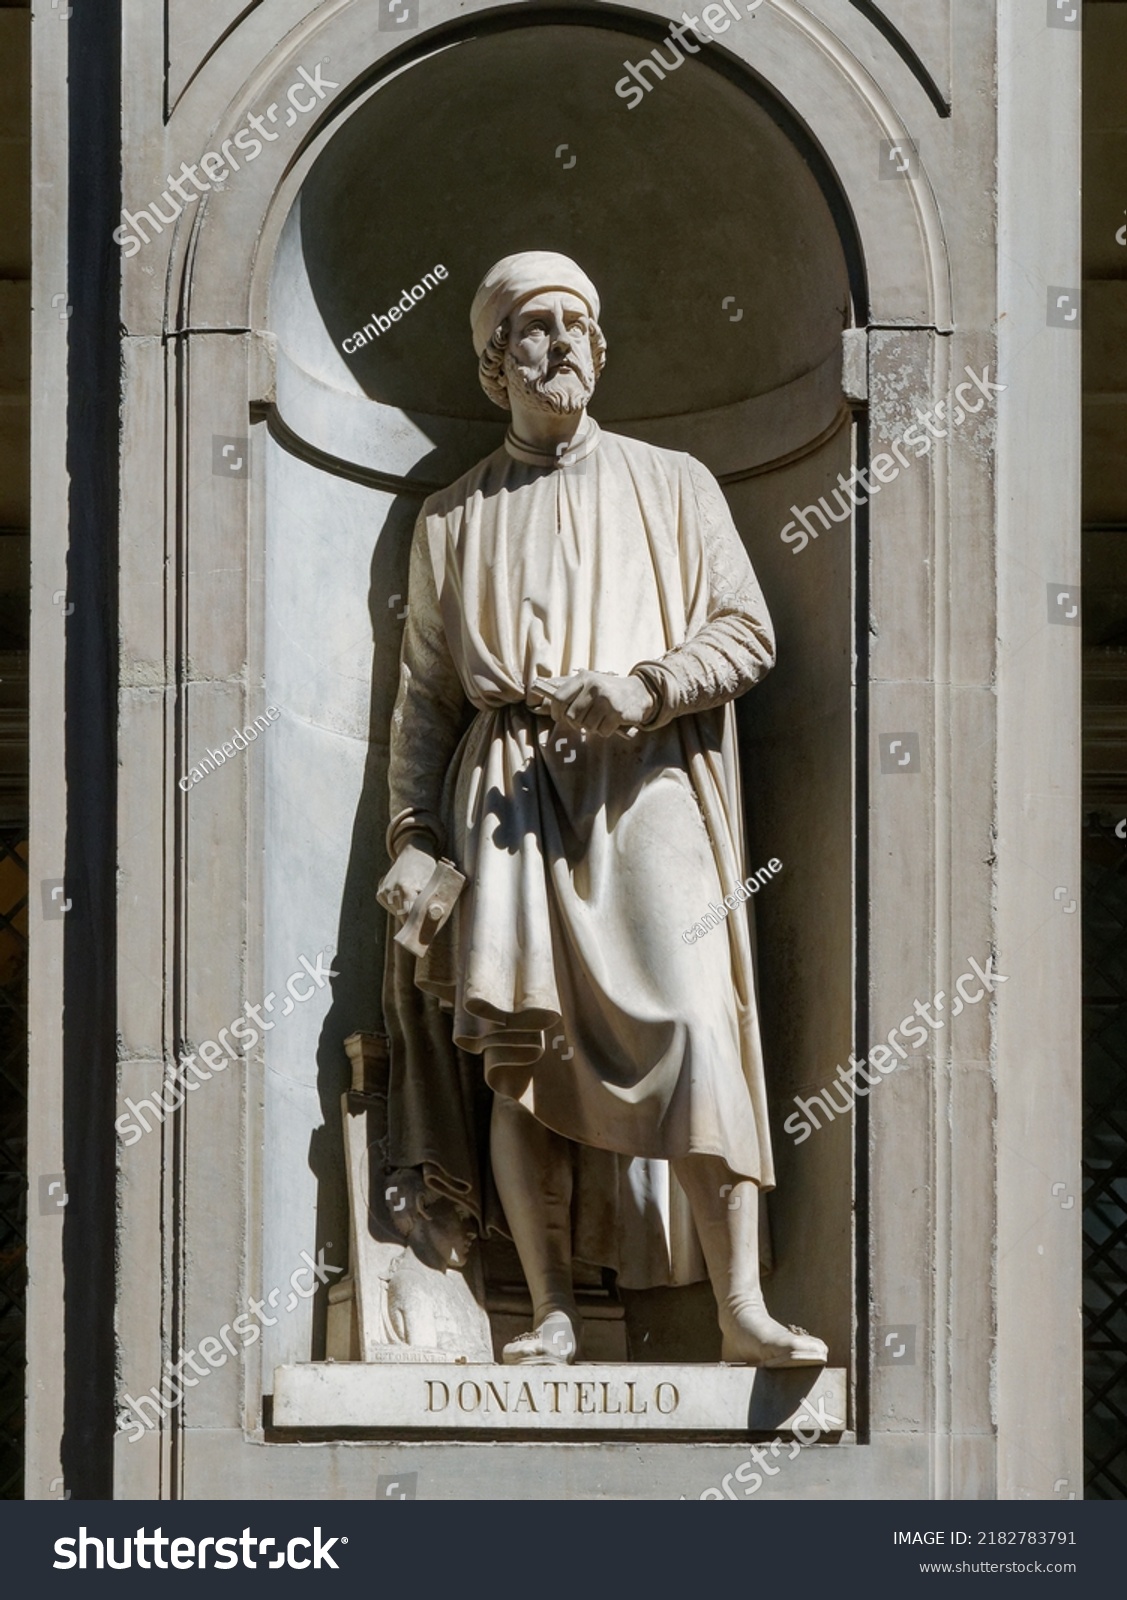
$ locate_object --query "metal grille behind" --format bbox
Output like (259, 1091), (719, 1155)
(1083, 818), (1127, 1499)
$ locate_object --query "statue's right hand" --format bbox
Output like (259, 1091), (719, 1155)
(377, 843), (438, 918)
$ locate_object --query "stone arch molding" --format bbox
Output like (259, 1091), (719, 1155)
(161, 0), (952, 341)
(146, 0), (954, 500)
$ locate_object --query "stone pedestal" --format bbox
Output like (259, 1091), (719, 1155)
(273, 1362), (848, 1438)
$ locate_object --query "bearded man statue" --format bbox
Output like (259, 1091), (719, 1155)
(376, 250), (827, 1370)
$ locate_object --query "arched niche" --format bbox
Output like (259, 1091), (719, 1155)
(257, 15), (861, 1384)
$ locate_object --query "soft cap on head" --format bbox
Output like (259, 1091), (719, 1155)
(470, 251), (600, 356)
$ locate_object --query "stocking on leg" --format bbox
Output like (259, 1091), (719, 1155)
(491, 1094), (580, 1362)
(673, 1153), (828, 1367)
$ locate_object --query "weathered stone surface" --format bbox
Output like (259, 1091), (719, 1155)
(273, 1362), (848, 1437)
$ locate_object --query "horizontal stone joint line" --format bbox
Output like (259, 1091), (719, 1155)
(165, 326), (253, 339)
(866, 323), (951, 335)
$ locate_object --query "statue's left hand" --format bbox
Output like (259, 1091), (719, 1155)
(533, 671), (655, 737)
(377, 841), (438, 918)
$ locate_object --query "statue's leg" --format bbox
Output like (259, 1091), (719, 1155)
(490, 1094), (580, 1363)
(672, 1153), (828, 1368)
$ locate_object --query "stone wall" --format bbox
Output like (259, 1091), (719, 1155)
(26, 0), (1083, 1500)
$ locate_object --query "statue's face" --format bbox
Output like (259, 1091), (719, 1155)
(504, 290), (597, 415)
(419, 1194), (477, 1269)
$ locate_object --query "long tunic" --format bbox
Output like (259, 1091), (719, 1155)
(386, 420), (777, 1283)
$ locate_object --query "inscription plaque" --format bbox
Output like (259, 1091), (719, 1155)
(272, 1363), (848, 1436)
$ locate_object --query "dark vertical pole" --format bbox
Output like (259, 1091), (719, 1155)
(61, 0), (121, 1500)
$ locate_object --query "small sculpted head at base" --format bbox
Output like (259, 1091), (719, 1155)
(385, 1168), (477, 1272)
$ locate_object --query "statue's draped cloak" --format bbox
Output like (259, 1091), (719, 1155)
(383, 422), (776, 1289)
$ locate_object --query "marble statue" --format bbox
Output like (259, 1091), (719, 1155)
(377, 251), (827, 1370)
(366, 1169), (494, 1363)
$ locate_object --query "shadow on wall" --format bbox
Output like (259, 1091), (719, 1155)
(304, 484), (423, 1355)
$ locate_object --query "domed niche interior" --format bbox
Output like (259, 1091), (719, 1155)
(278, 19), (850, 450)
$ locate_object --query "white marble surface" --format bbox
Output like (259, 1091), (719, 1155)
(273, 1361), (847, 1436)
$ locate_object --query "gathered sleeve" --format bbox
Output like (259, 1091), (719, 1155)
(386, 512), (472, 860)
(630, 457), (775, 728)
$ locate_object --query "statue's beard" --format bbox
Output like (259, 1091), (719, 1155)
(504, 355), (594, 415)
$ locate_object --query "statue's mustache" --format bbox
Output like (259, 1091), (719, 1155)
(502, 354), (593, 413)
(535, 364), (585, 385)
(519, 366), (590, 391)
